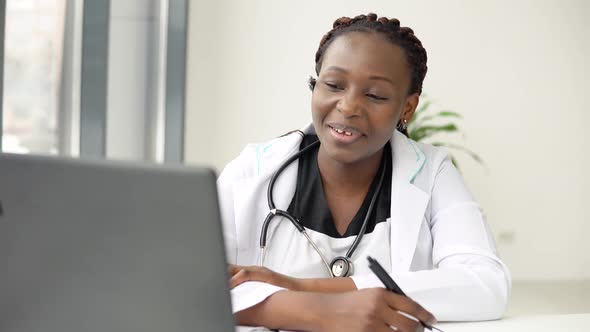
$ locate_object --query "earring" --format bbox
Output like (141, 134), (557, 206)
(397, 118), (408, 131)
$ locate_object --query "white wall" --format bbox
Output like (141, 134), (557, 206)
(185, 0), (590, 280)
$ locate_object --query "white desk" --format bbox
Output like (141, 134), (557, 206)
(506, 280), (590, 316)
(237, 314), (590, 331)
(438, 314), (589, 331)
(236, 280), (590, 331)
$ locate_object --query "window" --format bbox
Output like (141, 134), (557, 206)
(2, 0), (66, 154)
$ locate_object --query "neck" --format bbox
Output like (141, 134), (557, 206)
(317, 146), (385, 197)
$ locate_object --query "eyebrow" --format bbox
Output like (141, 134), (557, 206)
(323, 66), (395, 86)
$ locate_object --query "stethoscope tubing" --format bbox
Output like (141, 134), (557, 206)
(345, 154), (387, 258)
(260, 140), (320, 248)
(259, 138), (387, 277)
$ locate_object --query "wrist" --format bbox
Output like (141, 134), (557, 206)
(277, 275), (301, 291)
(243, 290), (328, 331)
(295, 277), (357, 293)
(294, 277), (313, 292)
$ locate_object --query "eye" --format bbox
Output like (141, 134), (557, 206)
(366, 93), (388, 101)
(324, 82), (343, 91)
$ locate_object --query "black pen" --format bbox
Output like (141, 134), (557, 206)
(367, 256), (444, 332)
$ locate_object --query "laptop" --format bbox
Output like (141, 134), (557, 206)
(0, 153), (235, 332)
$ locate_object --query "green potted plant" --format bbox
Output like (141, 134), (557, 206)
(408, 97), (484, 170)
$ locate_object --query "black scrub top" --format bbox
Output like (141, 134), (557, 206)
(287, 134), (392, 238)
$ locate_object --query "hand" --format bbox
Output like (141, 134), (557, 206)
(315, 288), (436, 332)
(228, 264), (301, 290)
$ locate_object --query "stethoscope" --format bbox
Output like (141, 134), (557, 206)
(259, 139), (387, 278)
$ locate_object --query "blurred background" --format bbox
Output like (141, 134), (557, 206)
(1, 0), (588, 313)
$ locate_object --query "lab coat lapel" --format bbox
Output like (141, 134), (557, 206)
(232, 129), (306, 264)
(389, 132), (430, 273)
(232, 174), (271, 262)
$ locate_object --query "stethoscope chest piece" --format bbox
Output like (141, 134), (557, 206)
(330, 256), (354, 277)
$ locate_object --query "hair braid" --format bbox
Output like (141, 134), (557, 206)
(311, 13), (428, 97)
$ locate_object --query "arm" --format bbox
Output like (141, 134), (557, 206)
(235, 291), (319, 330)
(352, 255), (510, 321)
(298, 276), (357, 292)
(353, 155), (511, 321)
(236, 288), (435, 332)
(231, 256), (508, 322)
(229, 264), (357, 292)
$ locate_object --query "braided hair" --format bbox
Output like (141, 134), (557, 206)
(309, 13), (428, 137)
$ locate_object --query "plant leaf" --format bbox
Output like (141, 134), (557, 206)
(405, 96), (486, 173)
(412, 100), (431, 120)
(430, 141), (485, 166)
(409, 111), (462, 128)
(451, 156), (460, 170)
(409, 123), (459, 142)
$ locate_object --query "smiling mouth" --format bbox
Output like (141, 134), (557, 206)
(326, 124), (364, 144)
(331, 126), (353, 136)
(327, 123), (363, 136)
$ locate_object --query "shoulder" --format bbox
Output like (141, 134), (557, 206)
(218, 131), (303, 183)
(409, 139), (476, 206)
(392, 132), (453, 192)
(415, 140), (452, 175)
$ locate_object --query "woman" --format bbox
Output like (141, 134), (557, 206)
(218, 13), (510, 332)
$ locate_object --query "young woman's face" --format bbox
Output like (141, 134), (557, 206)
(311, 31), (418, 165)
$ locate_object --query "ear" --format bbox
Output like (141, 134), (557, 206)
(400, 93), (419, 123)
(308, 76), (317, 91)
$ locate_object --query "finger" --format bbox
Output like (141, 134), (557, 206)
(396, 310), (425, 327)
(374, 324), (398, 332)
(395, 311), (426, 332)
(372, 321), (400, 332)
(384, 293), (436, 326)
(378, 305), (421, 332)
(375, 324), (399, 332)
(230, 269), (251, 289)
(227, 264), (244, 276)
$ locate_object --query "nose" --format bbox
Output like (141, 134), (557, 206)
(337, 90), (364, 118)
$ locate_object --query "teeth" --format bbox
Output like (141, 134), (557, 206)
(333, 127), (353, 136)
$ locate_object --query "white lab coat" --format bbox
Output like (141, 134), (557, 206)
(217, 124), (511, 322)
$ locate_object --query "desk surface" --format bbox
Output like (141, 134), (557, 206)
(237, 314), (590, 332)
(236, 280), (590, 331)
(507, 280), (590, 316)
(439, 313), (589, 331)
